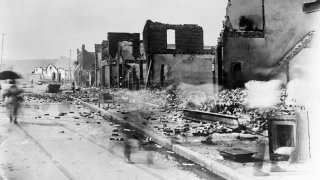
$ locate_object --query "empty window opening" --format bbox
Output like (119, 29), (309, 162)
(276, 125), (295, 148)
(231, 62), (242, 77)
(167, 29), (176, 49)
(231, 62), (243, 87)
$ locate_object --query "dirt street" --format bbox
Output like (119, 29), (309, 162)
(0, 100), (222, 180)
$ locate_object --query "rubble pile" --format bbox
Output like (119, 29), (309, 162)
(114, 89), (167, 107)
(111, 86), (294, 136)
(23, 93), (74, 102)
(136, 86), (297, 135)
(213, 88), (248, 115)
(23, 87), (110, 103)
(71, 87), (104, 102)
(164, 87), (213, 110)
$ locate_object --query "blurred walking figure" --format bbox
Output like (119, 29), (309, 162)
(253, 139), (270, 176)
(2, 79), (23, 124)
(124, 137), (133, 164)
(0, 71), (23, 124)
(71, 81), (75, 93)
(253, 138), (287, 176)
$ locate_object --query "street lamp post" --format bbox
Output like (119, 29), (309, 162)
(0, 33), (7, 72)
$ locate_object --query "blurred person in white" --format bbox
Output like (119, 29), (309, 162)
(2, 79), (23, 124)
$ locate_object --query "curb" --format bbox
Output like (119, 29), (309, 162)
(79, 100), (254, 180)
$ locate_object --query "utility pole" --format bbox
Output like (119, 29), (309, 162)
(0, 33), (7, 72)
(94, 44), (97, 87)
(69, 50), (73, 83)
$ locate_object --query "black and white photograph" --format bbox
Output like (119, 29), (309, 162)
(0, 0), (319, 179)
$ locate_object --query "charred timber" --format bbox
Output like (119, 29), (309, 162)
(183, 109), (239, 129)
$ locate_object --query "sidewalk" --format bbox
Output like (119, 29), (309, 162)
(78, 99), (313, 180)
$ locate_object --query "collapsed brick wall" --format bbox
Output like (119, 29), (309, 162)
(143, 20), (204, 54)
(107, 33), (140, 59)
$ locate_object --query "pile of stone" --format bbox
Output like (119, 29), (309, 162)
(135, 86), (298, 136)
(24, 93), (74, 103)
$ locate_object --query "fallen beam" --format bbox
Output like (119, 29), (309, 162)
(183, 109), (239, 128)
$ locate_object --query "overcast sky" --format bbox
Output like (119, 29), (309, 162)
(0, 0), (227, 60)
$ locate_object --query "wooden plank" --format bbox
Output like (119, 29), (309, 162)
(218, 148), (255, 162)
(183, 109), (239, 128)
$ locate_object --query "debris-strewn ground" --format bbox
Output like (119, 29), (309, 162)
(22, 81), (299, 137)
(18, 82), (308, 176)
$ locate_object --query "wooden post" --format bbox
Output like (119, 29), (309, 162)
(139, 60), (143, 87)
(145, 59), (152, 88)
(113, 94), (115, 105)
(98, 92), (101, 108)
(286, 62), (290, 83)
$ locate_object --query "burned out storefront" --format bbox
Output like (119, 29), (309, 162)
(216, 0), (317, 88)
(100, 40), (111, 88)
(143, 20), (215, 87)
(100, 33), (146, 89)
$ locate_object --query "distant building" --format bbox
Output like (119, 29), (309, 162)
(32, 64), (67, 82)
(4, 58), (72, 84)
(75, 44), (95, 87)
(143, 20), (215, 87)
(28, 58), (72, 84)
(216, 0), (318, 88)
(34, 67), (44, 75)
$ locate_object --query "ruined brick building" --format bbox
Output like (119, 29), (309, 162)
(143, 20), (215, 87)
(94, 43), (102, 87)
(216, 0), (319, 88)
(99, 32), (146, 89)
(75, 44), (95, 86)
(286, 1), (320, 84)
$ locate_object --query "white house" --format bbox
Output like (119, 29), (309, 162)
(31, 64), (70, 83)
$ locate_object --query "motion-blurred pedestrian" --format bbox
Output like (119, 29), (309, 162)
(253, 138), (288, 176)
(71, 82), (75, 93)
(2, 79), (23, 124)
(124, 137), (133, 164)
(253, 139), (270, 176)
